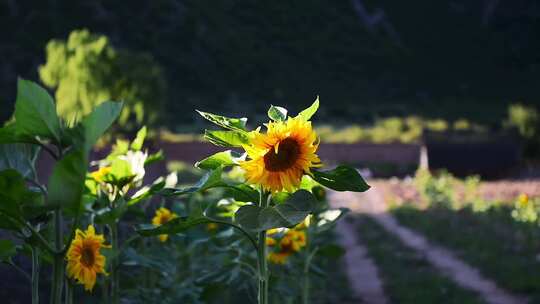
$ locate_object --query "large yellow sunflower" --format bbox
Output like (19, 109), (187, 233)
(240, 116), (321, 192)
(66, 225), (110, 291)
(152, 207), (178, 242)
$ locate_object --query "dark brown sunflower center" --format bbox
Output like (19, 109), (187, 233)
(80, 245), (95, 267)
(263, 138), (300, 172)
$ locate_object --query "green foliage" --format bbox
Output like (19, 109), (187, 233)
(203, 130), (249, 147)
(235, 190), (317, 232)
(196, 110), (248, 132)
(311, 166), (370, 192)
(267, 105), (287, 122)
(296, 97), (319, 121)
(39, 29), (166, 130)
(0, 143), (40, 178)
(195, 150), (243, 170)
(14, 79), (62, 142)
(414, 169), (457, 208)
(507, 104), (539, 139)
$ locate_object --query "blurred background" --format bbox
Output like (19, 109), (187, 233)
(2, 0), (540, 179)
(3, 2), (540, 303)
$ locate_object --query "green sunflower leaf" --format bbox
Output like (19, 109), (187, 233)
(47, 150), (87, 214)
(80, 101), (123, 151)
(268, 105), (288, 121)
(296, 96), (319, 121)
(204, 130), (249, 147)
(235, 189), (316, 232)
(311, 165), (370, 192)
(0, 143), (40, 178)
(161, 167), (226, 196)
(0, 240), (17, 262)
(196, 110), (248, 132)
(136, 216), (211, 236)
(195, 150), (244, 170)
(14, 79), (62, 143)
(130, 126), (147, 151)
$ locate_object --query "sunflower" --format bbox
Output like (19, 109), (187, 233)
(267, 229), (307, 264)
(90, 166), (112, 183)
(152, 207), (178, 242)
(519, 193), (529, 207)
(66, 225), (110, 291)
(240, 116), (321, 192)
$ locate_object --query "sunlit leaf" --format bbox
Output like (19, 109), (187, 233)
(235, 190), (316, 231)
(131, 126), (147, 151)
(204, 130), (249, 147)
(196, 110), (248, 132)
(162, 167), (226, 196)
(311, 165), (370, 192)
(14, 79), (62, 142)
(296, 96), (319, 121)
(268, 105), (287, 121)
(196, 150), (243, 170)
(81, 101), (123, 150)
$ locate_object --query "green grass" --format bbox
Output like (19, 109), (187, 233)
(393, 205), (540, 302)
(353, 215), (483, 304)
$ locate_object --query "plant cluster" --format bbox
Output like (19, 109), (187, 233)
(0, 81), (368, 304)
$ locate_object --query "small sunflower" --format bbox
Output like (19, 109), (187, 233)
(152, 207), (178, 242)
(66, 225), (110, 291)
(519, 193), (529, 207)
(90, 166), (112, 183)
(206, 222), (219, 232)
(267, 229), (307, 264)
(240, 116), (321, 192)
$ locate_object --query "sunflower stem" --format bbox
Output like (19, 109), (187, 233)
(31, 246), (40, 304)
(302, 245), (319, 304)
(110, 221), (119, 304)
(50, 209), (64, 304)
(65, 278), (73, 304)
(257, 188), (269, 304)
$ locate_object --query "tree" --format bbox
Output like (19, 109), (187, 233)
(39, 29), (166, 131)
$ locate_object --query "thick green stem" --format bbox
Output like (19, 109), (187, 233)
(257, 188), (269, 304)
(31, 247), (40, 304)
(257, 230), (269, 304)
(50, 210), (64, 304)
(110, 222), (119, 304)
(302, 246), (319, 304)
(65, 279), (73, 304)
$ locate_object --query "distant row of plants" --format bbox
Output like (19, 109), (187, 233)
(396, 168), (539, 224)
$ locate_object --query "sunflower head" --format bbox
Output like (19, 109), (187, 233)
(66, 225), (110, 291)
(268, 251), (291, 265)
(519, 193), (530, 207)
(90, 167), (112, 183)
(267, 229), (307, 264)
(240, 116), (321, 192)
(152, 207), (178, 242)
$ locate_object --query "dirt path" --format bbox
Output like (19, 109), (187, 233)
(336, 218), (388, 304)
(330, 186), (527, 304)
